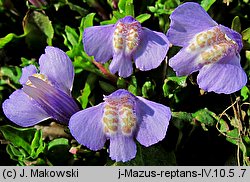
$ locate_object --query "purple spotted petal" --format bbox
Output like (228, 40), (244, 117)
(197, 55), (247, 94)
(118, 16), (137, 24)
(83, 24), (114, 63)
(2, 90), (50, 127)
(109, 53), (133, 78)
(168, 47), (203, 76)
(19, 65), (37, 85)
(109, 133), (136, 162)
(135, 96), (171, 147)
(69, 103), (106, 151)
(39, 46), (74, 95)
(22, 76), (79, 124)
(134, 28), (169, 71)
(167, 2), (217, 47)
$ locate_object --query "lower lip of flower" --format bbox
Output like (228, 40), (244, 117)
(113, 22), (141, 54)
(102, 95), (137, 136)
(186, 26), (237, 64)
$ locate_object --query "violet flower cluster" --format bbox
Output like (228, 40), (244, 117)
(2, 2), (248, 162)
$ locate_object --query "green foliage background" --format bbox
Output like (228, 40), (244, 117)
(0, 0), (250, 166)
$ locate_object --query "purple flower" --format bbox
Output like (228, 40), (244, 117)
(69, 89), (171, 162)
(167, 2), (247, 94)
(2, 46), (80, 127)
(83, 16), (170, 78)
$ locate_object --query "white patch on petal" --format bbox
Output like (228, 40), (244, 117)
(26, 74), (51, 87)
(102, 94), (137, 136)
(113, 22), (141, 55)
(186, 26), (238, 65)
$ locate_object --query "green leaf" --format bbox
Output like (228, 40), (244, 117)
(0, 125), (37, 155)
(0, 66), (22, 85)
(113, 11), (125, 20)
(30, 130), (46, 159)
(65, 26), (79, 48)
(171, 111), (194, 130)
(118, 0), (134, 16)
(6, 144), (25, 161)
(148, 0), (176, 16)
(125, 0), (134, 16)
(241, 86), (250, 101)
(231, 16), (241, 33)
(67, 1), (88, 16)
(162, 79), (172, 98)
(48, 138), (69, 151)
(148, 6), (157, 13)
(168, 76), (187, 87)
(245, 51), (250, 77)
(100, 16), (118, 25)
(226, 129), (247, 155)
(142, 81), (155, 98)
(0, 33), (25, 49)
(47, 138), (71, 165)
(78, 73), (98, 109)
(201, 0), (216, 11)
(226, 129), (239, 143)
(72, 55), (100, 75)
(242, 27), (250, 43)
(20, 57), (37, 67)
(218, 119), (229, 133)
(128, 76), (140, 95)
(83, 13), (96, 29)
(162, 76), (187, 99)
(246, 50), (250, 60)
(136, 14), (151, 23)
(23, 10), (54, 46)
(192, 108), (216, 126)
(118, 0), (127, 13)
(116, 77), (127, 88)
(99, 81), (117, 93)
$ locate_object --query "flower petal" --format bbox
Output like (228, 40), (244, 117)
(109, 133), (136, 162)
(134, 28), (169, 71)
(19, 65), (37, 85)
(83, 24), (114, 63)
(135, 96), (171, 147)
(39, 46), (74, 95)
(197, 55), (247, 94)
(69, 103), (106, 151)
(109, 53), (133, 78)
(22, 76), (79, 124)
(167, 2), (217, 47)
(119, 16), (137, 24)
(169, 47), (203, 76)
(219, 25), (243, 51)
(2, 90), (50, 127)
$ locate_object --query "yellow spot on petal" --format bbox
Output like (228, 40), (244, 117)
(112, 21), (141, 54)
(186, 26), (238, 65)
(102, 94), (137, 136)
(26, 73), (50, 87)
